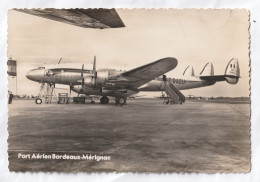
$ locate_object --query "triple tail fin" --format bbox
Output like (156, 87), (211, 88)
(199, 58), (240, 84)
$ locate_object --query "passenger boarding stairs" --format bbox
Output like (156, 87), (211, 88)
(39, 83), (57, 104)
(163, 79), (185, 104)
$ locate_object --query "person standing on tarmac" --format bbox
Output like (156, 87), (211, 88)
(8, 90), (13, 104)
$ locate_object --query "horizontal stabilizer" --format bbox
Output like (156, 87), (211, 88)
(200, 75), (226, 81)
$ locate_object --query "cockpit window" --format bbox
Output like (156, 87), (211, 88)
(38, 67), (45, 69)
(44, 69), (54, 77)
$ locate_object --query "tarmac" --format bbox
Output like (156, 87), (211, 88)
(8, 99), (251, 173)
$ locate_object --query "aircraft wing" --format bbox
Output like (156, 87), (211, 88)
(112, 57), (178, 89)
(15, 8), (125, 29)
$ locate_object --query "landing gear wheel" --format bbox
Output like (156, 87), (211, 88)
(116, 97), (126, 106)
(35, 98), (42, 104)
(91, 100), (95, 104)
(100, 96), (109, 104)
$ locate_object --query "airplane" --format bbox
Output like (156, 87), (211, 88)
(26, 57), (178, 105)
(26, 57), (240, 105)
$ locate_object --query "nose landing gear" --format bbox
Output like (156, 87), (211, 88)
(35, 83), (57, 104)
(35, 97), (42, 104)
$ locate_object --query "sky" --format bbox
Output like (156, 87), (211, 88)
(7, 9), (250, 97)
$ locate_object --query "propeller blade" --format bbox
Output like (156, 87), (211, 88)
(92, 56), (97, 87)
(58, 58), (62, 64)
(81, 64), (84, 77)
(93, 56), (96, 74)
(81, 64), (85, 88)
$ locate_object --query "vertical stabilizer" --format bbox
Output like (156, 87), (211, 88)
(224, 58), (240, 84)
(183, 66), (195, 76)
(200, 62), (214, 76)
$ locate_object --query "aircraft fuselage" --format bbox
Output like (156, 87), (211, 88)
(26, 67), (216, 96)
(139, 77), (216, 92)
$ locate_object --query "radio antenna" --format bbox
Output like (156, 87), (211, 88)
(58, 58), (62, 64)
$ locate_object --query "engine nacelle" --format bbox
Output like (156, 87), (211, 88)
(83, 70), (109, 88)
(96, 70), (109, 87)
(83, 76), (95, 87)
(101, 88), (114, 95)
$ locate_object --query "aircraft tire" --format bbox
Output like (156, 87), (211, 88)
(117, 97), (126, 105)
(100, 96), (109, 104)
(35, 98), (42, 104)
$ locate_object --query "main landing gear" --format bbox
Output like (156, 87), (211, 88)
(115, 96), (127, 106)
(100, 96), (109, 104)
(100, 96), (127, 106)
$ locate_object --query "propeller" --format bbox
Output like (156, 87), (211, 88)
(93, 56), (96, 74)
(81, 64), (85, 89)
(80, 56), (97, 90)
(69, 85), (73, 95)
(93, 56), (97, 86)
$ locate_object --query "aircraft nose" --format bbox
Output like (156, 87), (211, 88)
(26, 70), (33, 80)
(26, 69), (43, 82)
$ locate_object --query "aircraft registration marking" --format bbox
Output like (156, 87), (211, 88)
(169, 78), (187, 84)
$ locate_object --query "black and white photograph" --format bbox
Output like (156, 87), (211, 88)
(7, 8), (250, 173)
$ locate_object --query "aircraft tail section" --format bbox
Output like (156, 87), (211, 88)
(199, 58), (240, 84)
(183, 66), (195, 76)
(200, 62), (214, 76)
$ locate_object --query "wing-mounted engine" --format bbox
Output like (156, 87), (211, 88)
(80, 56), (110, 88)
(95, 70), (109, 87)
(83, 75), (96, 87)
